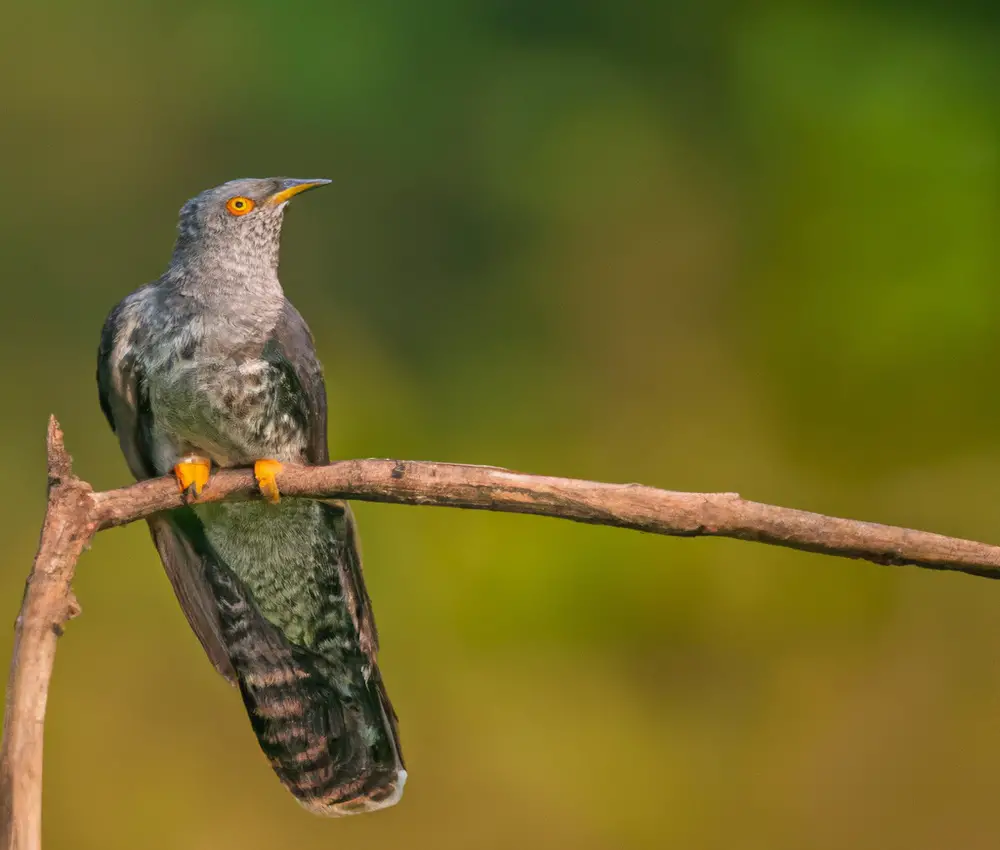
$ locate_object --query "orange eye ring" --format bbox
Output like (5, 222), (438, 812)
(226, 196), (255, 216)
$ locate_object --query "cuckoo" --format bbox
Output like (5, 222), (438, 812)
(96, 177), (405, 815)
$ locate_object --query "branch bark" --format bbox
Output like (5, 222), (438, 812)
(0, 420), (90, 850)
(5, 416), (1000, 848)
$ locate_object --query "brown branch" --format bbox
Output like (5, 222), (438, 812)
(6, 418), (1000, 848)
(0, 420), (90, 850)
(93, 456), (1000, 577)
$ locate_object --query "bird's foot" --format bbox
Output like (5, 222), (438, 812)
(254, 459), (284, 504)
(174, 455), (212, 500)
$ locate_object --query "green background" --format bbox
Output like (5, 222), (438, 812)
(4, 2), (1000, 848)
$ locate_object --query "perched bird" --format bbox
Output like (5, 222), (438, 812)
(96, 178), (405, 815)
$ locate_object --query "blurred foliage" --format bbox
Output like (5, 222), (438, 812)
(4, 1), (1000, 848)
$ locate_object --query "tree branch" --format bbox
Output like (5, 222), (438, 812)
(0, 419), (90, 850)
(94, 455), (1000, 578)
(5, 417), (1000, 848)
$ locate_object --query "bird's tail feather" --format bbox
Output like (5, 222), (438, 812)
(205, 555), (406, 816)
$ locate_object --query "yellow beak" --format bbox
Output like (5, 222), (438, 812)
(267, 178), (332, 206)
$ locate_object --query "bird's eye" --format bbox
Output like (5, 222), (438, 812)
(226, 196), (255, 216)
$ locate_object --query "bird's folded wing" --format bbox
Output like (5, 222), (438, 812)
(148, 513), (237, 684)
(98, 297), (236, 684)
(264, 301), (382, 664)
(323, 500), (380, 661)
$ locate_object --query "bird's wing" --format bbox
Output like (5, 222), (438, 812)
(97, 297), (237, 683)
(147, 512), (237, 682)
(265, 300), (381, 659)
(262, 299), (330, 465)
(97, 298), (156, 480)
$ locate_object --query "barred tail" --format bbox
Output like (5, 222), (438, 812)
(207, 558), (406, 816)
(242, 657), (406, 815)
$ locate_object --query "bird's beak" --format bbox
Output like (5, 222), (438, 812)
(267, 178), (332, 206)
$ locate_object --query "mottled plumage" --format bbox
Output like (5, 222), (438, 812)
(96, 177), (404, 814)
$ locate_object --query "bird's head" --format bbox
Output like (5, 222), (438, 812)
(170, 177), (330, 277)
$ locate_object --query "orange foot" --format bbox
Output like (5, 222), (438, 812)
(174, 455), (211, 500)
(254, 459), (284, 504)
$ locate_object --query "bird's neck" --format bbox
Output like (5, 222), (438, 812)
(162, 250), (286, 334)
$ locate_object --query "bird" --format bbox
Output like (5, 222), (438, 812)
(96, 177), (405, 816)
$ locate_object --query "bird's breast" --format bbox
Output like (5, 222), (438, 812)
(148, 354), (308, 471)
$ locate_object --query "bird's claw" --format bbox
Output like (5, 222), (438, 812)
(255, 459), (284, 504)
(174, 455), (212, 501)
